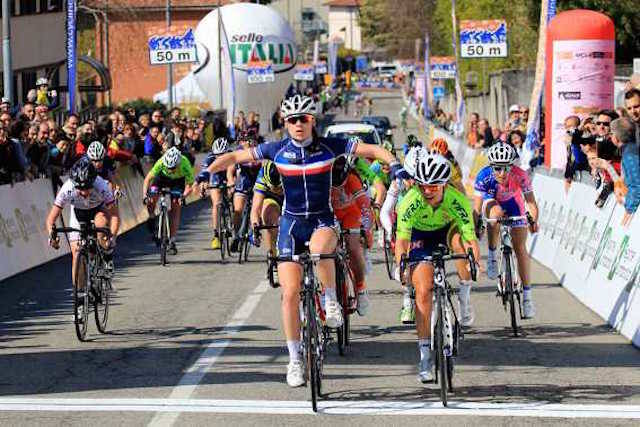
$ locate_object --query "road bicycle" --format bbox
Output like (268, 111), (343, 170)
(235, 191), (253, 264)
(147, 188), (183, 266)
(269, 251), (336, 413)
(203, 184), (233, 260)
(400, 245), (476, 407)
(51, 222), (114, 342)
(334, 229), (358, 356)
(254, 224), (280, 288)
(382, 214), (397, 280)
(486, 215), (531, 337)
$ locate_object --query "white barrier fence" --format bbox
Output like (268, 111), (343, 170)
(430, 126), (640, 347)
(0, 155), (206, 282)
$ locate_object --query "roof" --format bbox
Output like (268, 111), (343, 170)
(324, 0), (361, 7)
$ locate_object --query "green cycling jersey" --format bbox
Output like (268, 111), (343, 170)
(150, 155), (195, 185)
(396, 185), (475, 242)
(353, 157), (387, 186)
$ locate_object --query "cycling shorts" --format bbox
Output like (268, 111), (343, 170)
(151, 176), (186, 193)
(263, 196), (282, 212)
(334, 204), (362, 231)
(209, 172), (227, 188)
(69, 205), (107, 242)
(486, 197), (527, 228)
(408, 225), (455, 265)
(277, 213), (338, 257)
(234, 172), (256, 195)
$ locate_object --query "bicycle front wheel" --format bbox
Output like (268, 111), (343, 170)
(383, 229), (394, 280)
(216, 203), (226, 260)
(335, 261), (348, 356)
(94, 273), (110, 334)
(504, 252), (518, 337)
(435, 296), (448, 406)
(73, 253), (90, 341)
(305, 290), (320, 412)
(159, 210), (168, 266)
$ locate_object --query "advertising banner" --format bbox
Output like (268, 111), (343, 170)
(459, 19), (508, 58)
(314, 60), (328, 74)
(148, 28), (198, 65)
(294, 63), (315, 81)
(66, 0), (77, 113)
(246, 60), (275, 84)
(430, 57), (456, 80)
(414, 74), (426, 103)
(549, 39), (615, 169)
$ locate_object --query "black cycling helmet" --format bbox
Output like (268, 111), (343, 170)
(71, 156), (98, 190)
(331, 155), (349, 186)
(406, 134), (422, 147)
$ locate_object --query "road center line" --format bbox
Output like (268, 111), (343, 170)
(148, 279), (270, 427)
(1, 398), (639, 419)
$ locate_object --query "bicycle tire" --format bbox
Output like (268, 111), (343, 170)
(94, 273), (110, 334)
(216, 203), (226, 260)
(224, 203), (233, 257)
(73, 252), (90, 341)
(383, 229), (394, 280)
(159, 210), (167, 266)
(237, 238), (245, 264)
(244, 234), (250, 262)
(436, 295), (448, 407)
(504, 252), (518, 337)
(305, 289), (319, 412)
(335, 261), (347, 356)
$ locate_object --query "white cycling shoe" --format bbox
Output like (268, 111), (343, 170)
(418, 354), (435, 383)
(487, 251), (499, 280)
(324, 300), (344, 328)
(356, 290), (370, 316)
(286, 360), (305, 387)
(523, 299), (536, 319)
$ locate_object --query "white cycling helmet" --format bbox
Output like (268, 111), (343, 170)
(414, 153), (451, 185)
(212, 137), (229, 154)
(486, 142), (516, 166)
(403, 146), (427, 178)
(163, 147), (182, 169)
(280, 94), (317, 119)
(86, 141), (106, 161)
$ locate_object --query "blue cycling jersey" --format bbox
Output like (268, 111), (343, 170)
(195, 152), (226, 184)
(252, 136), (357, 217)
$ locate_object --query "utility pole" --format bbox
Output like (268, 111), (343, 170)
(2, 0), (13, 101)
(166, 0), (173, 110)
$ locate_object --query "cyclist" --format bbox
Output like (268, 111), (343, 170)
(142, 146), (195, 254)
(473, 142), (539, 318)
(230, 129), (262, 252)
(395, 153), (480, 383)
(46, 158), (120, 318)
(331, 155), (372, 316)
(380, 146), (427, 324)
(207, 94), (401, 387)
(86, 141), (123, 198)
(428, 138), (465, 194)
(251, 160), (284, 257)
(196, 137), (233, 250)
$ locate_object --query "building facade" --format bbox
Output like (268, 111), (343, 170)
(325, 0), (361, 51)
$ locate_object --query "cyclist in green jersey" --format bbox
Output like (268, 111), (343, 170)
(142, 147), (195, 253)
(394, 153), (481, 383)
(251, 160), (283, 257)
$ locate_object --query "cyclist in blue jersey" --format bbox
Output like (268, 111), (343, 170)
(196, 137), (234, 249)
(230, 129), (263, 252)
(208, 94), (402, 387)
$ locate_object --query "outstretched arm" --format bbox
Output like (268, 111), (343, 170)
(208, 149), (254, 174)
(354, 143), (397, 166)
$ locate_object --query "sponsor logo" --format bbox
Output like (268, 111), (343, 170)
(559, 91), (581, 100)
(229, 33), (296, 73)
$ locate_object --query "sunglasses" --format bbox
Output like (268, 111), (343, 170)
(420, 184), (441, 192)
(492, 165), (511, 174)
(595, 121), (610, 127)
(286, 115), (311, 125)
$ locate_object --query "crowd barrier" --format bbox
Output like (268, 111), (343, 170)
(0, 154), (206, 282)
(428, 123), (640, 347)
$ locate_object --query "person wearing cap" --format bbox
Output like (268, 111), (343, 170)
(35, 77), (59, 110)
(506, 104), (521, 132)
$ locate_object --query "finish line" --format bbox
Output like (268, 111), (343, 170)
(0, 398), (638, 418)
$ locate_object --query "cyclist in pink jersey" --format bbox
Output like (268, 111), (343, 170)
(473, 143), (539, 318)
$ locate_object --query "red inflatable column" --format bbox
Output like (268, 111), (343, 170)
(544, 9), (615, 169)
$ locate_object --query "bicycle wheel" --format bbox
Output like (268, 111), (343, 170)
(237, 238), (245, 264)
(159, 210), (168, 266)
(504, 252), (518, 337)
(305, 290), (319, 412)
(383, 229), (394, 280)
(244, 234), (251, 262)
(73, 252), (90, 341)
(216, 203), (226, 260)
(335, 261), (348, 356)
(94, 262), (110, 334)
(435, 295), (448, 406)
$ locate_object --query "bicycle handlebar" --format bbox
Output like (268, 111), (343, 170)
(269, 252), (337, 264)
(399, 248), (477, 282)
(52, 225), (113, 239)
(485, 215), (529, 225)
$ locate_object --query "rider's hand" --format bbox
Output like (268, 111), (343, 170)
(529, 221), (539, 234)
(48, 230), (60, 250)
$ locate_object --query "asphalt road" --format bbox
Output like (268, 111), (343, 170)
(0, 91), (638, 426)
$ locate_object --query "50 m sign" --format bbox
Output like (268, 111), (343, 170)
(148, 29), (198, 65)
(460, 20), (508, 58)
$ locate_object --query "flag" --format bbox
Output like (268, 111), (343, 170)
(522, 0), (557, 170)
(451, 0), (465, 136)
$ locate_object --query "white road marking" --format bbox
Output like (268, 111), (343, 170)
(148, 280), (270, 426)
(0, 398), (638, 418)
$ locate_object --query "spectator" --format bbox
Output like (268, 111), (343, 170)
(151, 109), (165, 133)
(165, 121), (184, 148)
(35, 104), (49, 122)
(47, 120), (60, 144)
(144, 125), (163, 163)
(563, 115), (591, 192)
(506, 104), (521, 131)
(0, 126), (26, 185)
(9, 120), (29, 174)
(520, 106), (529, 131)
(624, 88), (640, 126)
(120, 123), (137, 152)
(246, 111), (260, 135)
(138, 113), (150, 139)
(593, 110), (621, 171)
(169, 107), (181, 125)
(27, 122), (51, 178)
(507, 129), (525, 157)
(35, 77), (59, 109)
(126, 107), (137, 124)
(26, 89), (37, 104)
(610, 117), (640, 226)
(0, 112), (11, 128)
(477, 119), (494, 148)
(19, 102), (36, 122)
(0, 98), (11, 114)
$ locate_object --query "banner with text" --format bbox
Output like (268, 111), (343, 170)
(430, 56), (457, 80)
(460, 19), (508, 58)
(246, 61), (275, 84)
(148, 28), (198, 65)
(294, 64), (315, 81)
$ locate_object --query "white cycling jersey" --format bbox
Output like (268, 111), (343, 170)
(54, 176), (115, 210)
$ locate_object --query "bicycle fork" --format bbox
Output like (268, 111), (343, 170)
(431, 268), (454, 358)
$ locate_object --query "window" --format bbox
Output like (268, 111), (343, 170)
(20, 0), (37, 15)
